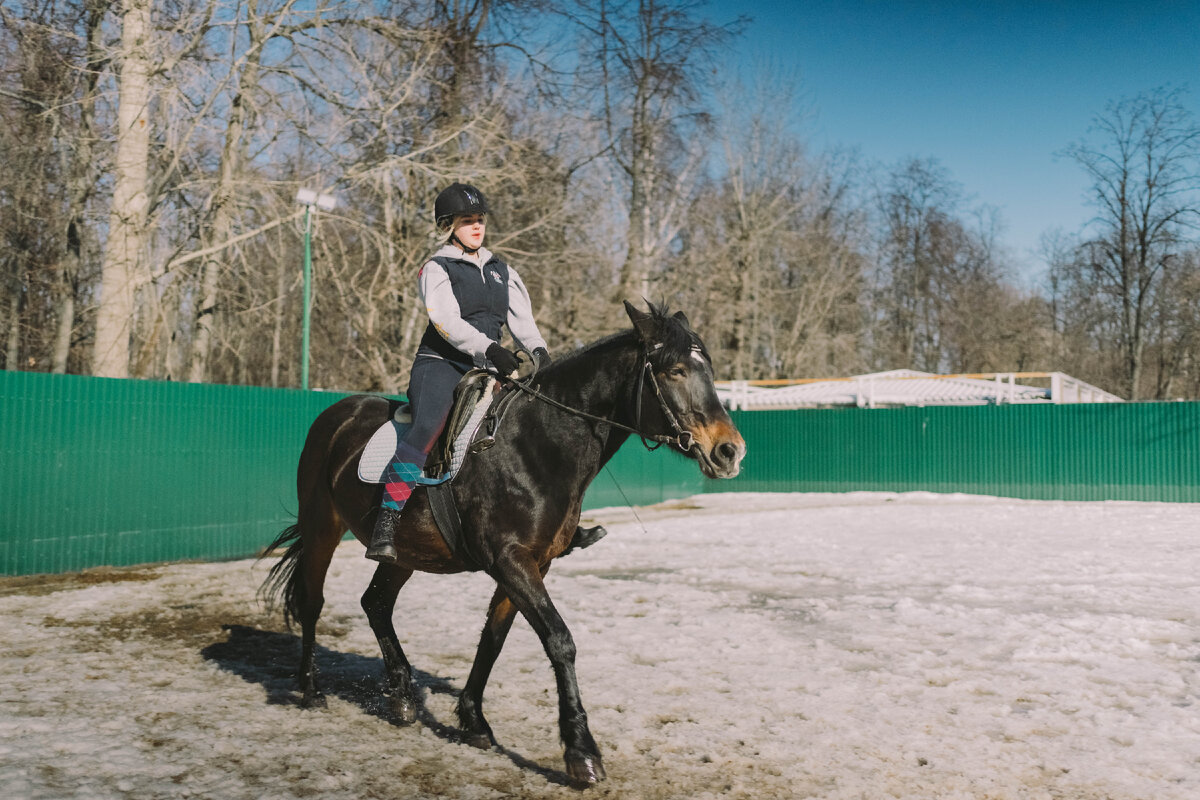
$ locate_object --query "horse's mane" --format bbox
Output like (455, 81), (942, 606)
(552, 329), (636, 367)
(548, 303), (707, 373)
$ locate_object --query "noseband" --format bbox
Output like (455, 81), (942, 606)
(501, 346), (696, 454)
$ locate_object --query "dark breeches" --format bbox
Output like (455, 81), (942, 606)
(403, 356), (467, 455)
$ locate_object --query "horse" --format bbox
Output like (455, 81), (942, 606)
(259, 300), (746, 786)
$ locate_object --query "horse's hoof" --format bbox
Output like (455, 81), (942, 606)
(390, 695), (418, 724)
(300, 691), (327, 710)
(460, 722), (496, 750)
(565, 753), (606, 786)
(462, 731), (494, 750)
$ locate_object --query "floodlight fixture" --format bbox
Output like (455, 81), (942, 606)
(295, 188), (336, 211)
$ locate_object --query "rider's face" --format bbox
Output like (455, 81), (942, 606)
(453, 214), (486, 250)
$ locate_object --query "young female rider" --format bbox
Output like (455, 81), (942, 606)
(366, 183), (604, 564)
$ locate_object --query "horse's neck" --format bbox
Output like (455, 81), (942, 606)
(524, 339), (640, 459)
(540, 339), (639, 418)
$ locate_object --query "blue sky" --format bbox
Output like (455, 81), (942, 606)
(710, 0), (1200, 282)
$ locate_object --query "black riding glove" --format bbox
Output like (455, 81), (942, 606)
(532, 347), (552, 371)
(486, 343), (520, 376)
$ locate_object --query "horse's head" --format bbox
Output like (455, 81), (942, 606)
(625, 300), (746, 479)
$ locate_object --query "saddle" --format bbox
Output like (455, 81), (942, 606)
(359, 369), (525, 571)
(427, 368), (503, 478)
(357, 369), (501, 486)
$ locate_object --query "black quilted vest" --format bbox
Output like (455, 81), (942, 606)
(416, 254), (511, 367)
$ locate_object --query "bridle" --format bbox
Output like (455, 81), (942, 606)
(631, 347), (696, 452)
(499, 344), (697, 454)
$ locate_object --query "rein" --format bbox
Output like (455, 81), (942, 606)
(499, 349), (695, 453)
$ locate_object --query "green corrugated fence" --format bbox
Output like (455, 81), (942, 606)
(3, 370), (1199, 575)
(713, 402), (1200, 502)
(0, 370), (705, 576)
(1, 371), (347, 576)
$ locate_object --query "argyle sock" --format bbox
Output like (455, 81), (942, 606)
(380, 441), (428, 512)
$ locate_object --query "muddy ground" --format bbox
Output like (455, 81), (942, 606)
(2, 493), (1198, 799)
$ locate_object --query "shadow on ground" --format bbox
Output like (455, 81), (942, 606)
(201, 625), (573, 787)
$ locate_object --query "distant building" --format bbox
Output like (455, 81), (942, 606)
(716, 370), (1123, 411)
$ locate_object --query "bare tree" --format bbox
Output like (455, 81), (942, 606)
(1147, 248), (1200, 398)
(0, 0), (106, 374)
(1060, 87), (1200, 399)
(672, 67), (867, 380)
(567, 0), (743, 316)
(183, 0), (364, 383)
(53, 0), (105, 374)
(871, 159), (982, 372)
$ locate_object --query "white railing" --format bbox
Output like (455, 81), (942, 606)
(716, 371), (1124, 410)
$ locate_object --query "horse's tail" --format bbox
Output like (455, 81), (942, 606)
(257, 523), (305, 629)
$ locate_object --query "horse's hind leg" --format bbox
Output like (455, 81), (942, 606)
(456, 584), (523, 749)
(361, 564), (418, 723)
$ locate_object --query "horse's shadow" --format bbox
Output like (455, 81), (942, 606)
(201, 625), (573, 787)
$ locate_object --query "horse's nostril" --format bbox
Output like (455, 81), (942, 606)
(716, 442), (738, 463)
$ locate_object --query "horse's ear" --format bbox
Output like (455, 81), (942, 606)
(624, 299), (657, 343)
(672, 309), (690, 328)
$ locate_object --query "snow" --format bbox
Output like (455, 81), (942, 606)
(2, 492), (1199, 799)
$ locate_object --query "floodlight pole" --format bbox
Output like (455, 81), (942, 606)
(295, 188), (336, 391)
(301, 203), (313, 390)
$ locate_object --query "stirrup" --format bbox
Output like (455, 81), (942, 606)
(415, 471), (451, 486)
(365, 541), (399, 564)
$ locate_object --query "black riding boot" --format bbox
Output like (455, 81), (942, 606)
(366, 508), (403, 565)
(564, 524), (607, 555)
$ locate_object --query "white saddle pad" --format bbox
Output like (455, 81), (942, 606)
(358, 404), (412, 482)
(357, 380), (497, 484)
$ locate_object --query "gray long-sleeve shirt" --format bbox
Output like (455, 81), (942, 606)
(416, 243), (548, 369)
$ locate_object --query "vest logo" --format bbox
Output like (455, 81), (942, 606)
(489, 269), (503, 284)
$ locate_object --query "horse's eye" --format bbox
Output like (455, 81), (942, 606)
(668, 366), (687, 378)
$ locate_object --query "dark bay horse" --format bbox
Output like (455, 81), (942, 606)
(260, 301), (745, 785)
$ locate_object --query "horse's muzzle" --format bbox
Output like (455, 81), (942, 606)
(693, 421), (745, 479)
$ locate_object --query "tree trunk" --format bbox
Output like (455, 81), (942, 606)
(94, 0), (152, 379)
(52, 2), (103, 375)
(617, 123), (653, 306)
(4, 275), (19, 369)
(50, 281), (75, 373)
(188, 59), (258, 383)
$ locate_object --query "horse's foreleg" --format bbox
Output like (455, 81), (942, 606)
(360, 563), (418, 723)
(456, 584), (524, 749)
(493, 552), (605, 786)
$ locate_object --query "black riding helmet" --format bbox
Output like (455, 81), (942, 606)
(434, 183), (489, 229)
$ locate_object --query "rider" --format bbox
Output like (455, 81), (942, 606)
(366, 182), (605, 564)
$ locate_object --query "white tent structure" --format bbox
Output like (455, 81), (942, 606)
(716, 370), (1124, 411)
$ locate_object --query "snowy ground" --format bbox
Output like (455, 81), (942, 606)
(2, 492), (1199, 800)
